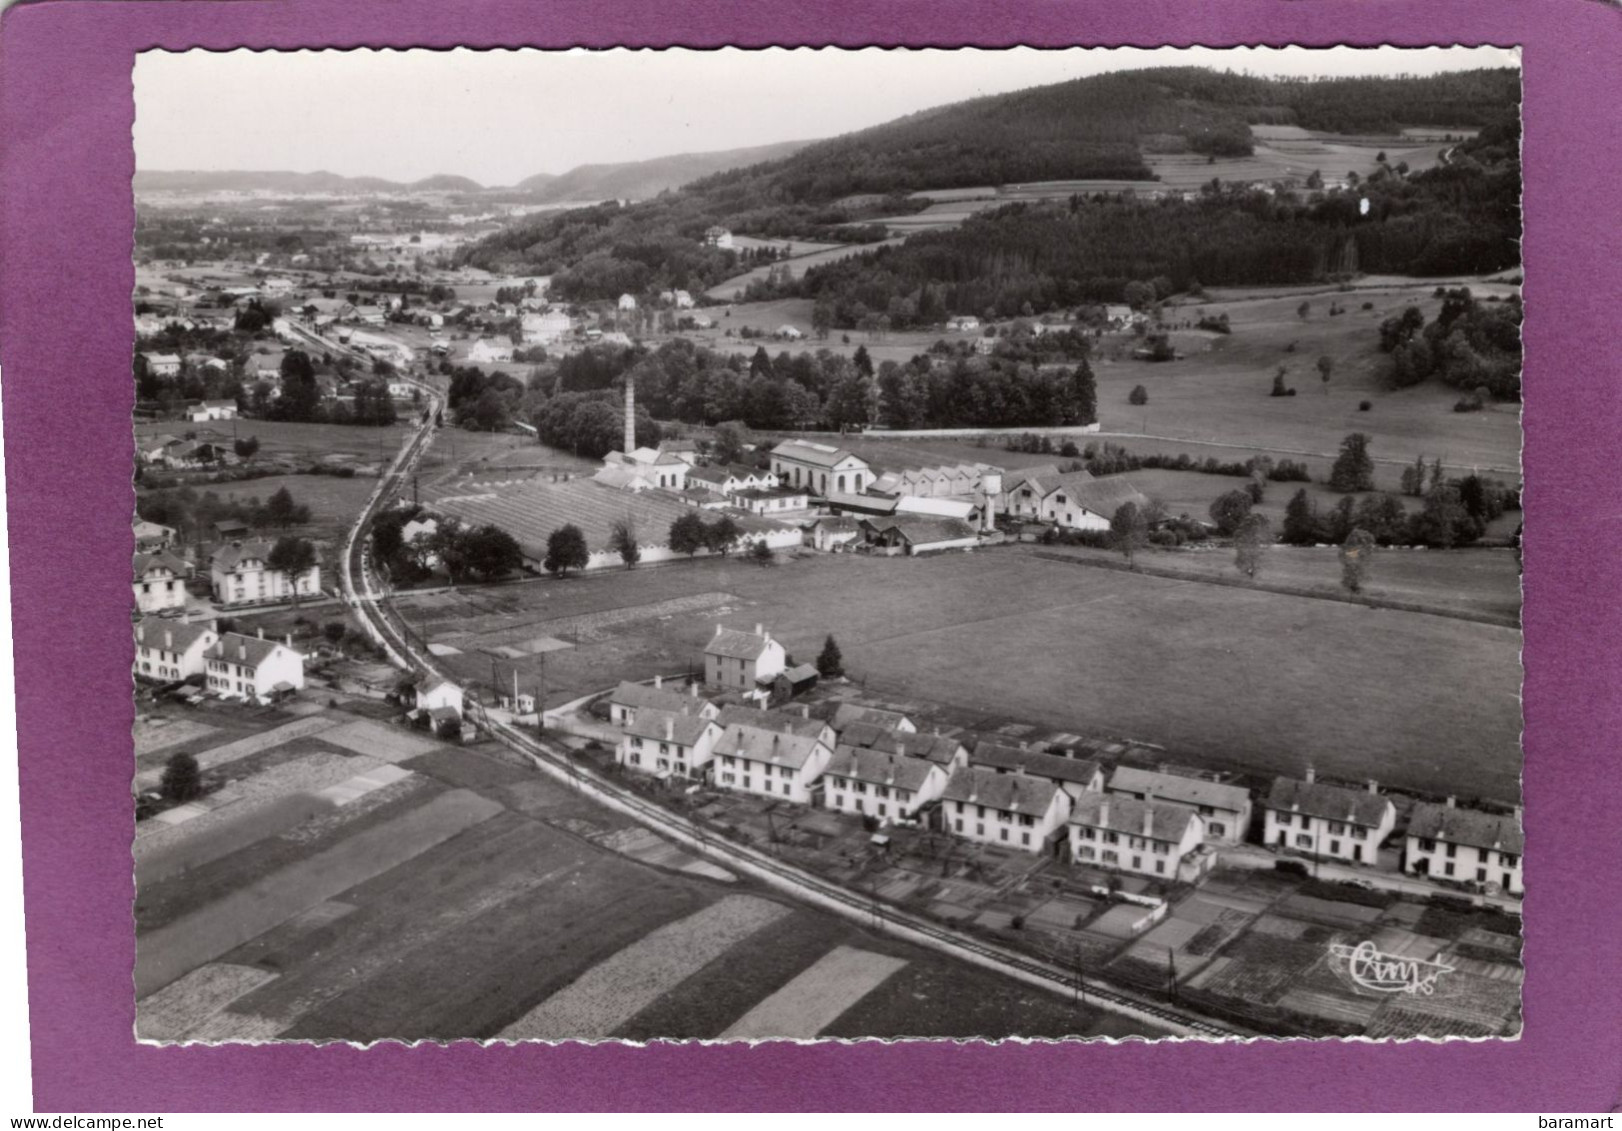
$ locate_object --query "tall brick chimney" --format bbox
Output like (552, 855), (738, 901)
(623, 372), (636, 455)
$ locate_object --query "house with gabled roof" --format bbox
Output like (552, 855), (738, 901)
(412, 675), (464, 717)
(1108, 766), (1252, 845)
(133, 550), (189, 614)
(608, 676), (716, 728)
(185, 399), (239, 423)
(133, 519), (177, 553)
(617, 708), (722, 780)
(710, 721), (833, 804)
(837, 721), (969, 772)
(1405, 799), (1523, 895)
(769, 440), (873, 497)
(204, 629), (304, 699)
(822, 746), (948, 823)
(703, 623), (787, 692)
(970, 741), (1104, 802)
(859, 516), (980, 556)
(941, 765), (1072, 854)
(1068, 794), (1211, 881)
(1032, 471), (1151, 532)
(1262, 769), (1395, 865)
(211, 539), (321, 607)
(133, 617), (218, 683)
(715, 704), (835, 750)
(832, 703), (915, 734)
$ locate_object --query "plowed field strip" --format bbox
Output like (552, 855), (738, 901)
(719, 947), (907, 1039)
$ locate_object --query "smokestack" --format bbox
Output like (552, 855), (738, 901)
(623, 371), (636, 456)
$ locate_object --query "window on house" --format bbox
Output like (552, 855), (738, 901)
(1296, 834), (1312, 848)
(999, 828), (1008, 842)
(1444, 862), (1455, 877)
(1329, 840), (1341, 855)
(1209, 822), (1226, 836)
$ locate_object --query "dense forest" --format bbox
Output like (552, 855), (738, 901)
(784, 117), (1520, 325)
(1379, 287), (1523, 399)
(459, 67), (1519, 297)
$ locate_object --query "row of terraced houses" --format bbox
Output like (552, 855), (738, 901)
(602, 626), (1524, 897)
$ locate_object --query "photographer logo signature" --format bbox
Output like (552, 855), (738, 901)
(1329, 941), (1455, 996)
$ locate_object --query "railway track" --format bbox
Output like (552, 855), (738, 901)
(339, 385), (1246, 1040)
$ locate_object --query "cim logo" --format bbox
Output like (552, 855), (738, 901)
(1329, 941), (1456, 996)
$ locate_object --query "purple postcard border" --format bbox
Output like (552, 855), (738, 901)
(1, 0), (1619, 1113)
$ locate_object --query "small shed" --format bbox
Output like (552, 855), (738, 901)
(213, 519), (250, 541)
(773, 663), (820, 703)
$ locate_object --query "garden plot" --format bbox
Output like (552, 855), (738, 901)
(497, 895), (789, 1041)
(133, 716), (219, 757)
(135, 964), (279, 1042)
(592, 826), (735, 883)
(318, 719), (445, 763)
(314, 764), (415, 807)
(134, 715), (340, 790)
(719, 947), (908, 1040)
(135, 788), (503, 997)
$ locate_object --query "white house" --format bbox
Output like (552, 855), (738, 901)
(716, 704), (836, 750)
(133, 550), (189, 614)
(733, 487), (809, 516)
(133, 519), (177, 552)
(703, 624), (788, 692)
(832, 703), (915, 733)
(608, 677), (716, 727)
(945, 316), (981, 333)
(412, 675), (464, 717)
(709, 722), (832, 804)
(133, 618), (218, 683)
(775, 325), (804, 341)
(806, 515), (863, 552)
(521, 310), (572, 345)
(467, 339), (514, 365)
(822, 746), (948, 823)
(941, 766), (1072, 854)
(969, 741), (1104, 802)
(185, 399), (238, 423)
(704, 226), (735, 250)
(144, 353), (181, 377)
(1262, 770), (1396, 865)
(1068, 794), (1211, 881)
(1405, 799), (1523, 895)
(210, 539), (321, 607)
(204, 630), (305, 699)
(617, 293), (638, 312)
(1108, 766), (1252, 846)
(687, 464), (777, 496)
(616, 709), (722, 780)
(770, 440), (873, 497)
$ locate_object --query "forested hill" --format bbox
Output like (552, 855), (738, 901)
(459, 66), (1518, 292)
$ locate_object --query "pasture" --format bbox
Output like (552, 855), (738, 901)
(706, 239), (907, 301)
(134, 701), (1155, 1041)
(208, 473), (379, 537)
(392, 547), (1522, 802)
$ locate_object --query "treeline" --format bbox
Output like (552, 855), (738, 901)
(137, 484), (313, 538)
(1281, 474), (1519, 549)
(1082, 442), (1313, 484)
(1379, 287), (1523, 399)
(371, 504), (523, 585)
(268, 350), (399, 426)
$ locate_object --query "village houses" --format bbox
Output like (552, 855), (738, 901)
(970, 741), (1105, 801)
(1404, 799), (1523, 895)
(132, 618), (218, 683)
(942, 765), (1072, 854)
(1107, 766), (1253, 845)
(616, 709), (723, 781)
(836, 721), (969, 772)
(703, 624), (787, 693)
(210, 539), (322, 608)
(608, 677), (716, 728)
(411, 675), (464, 718)
(1262, 770), (1396, 864)
(133, 519), (177, 553)
(204, 629), (305, 699)
(1068, 793), (1212, 881)
(133, 550), (189, 614)
(821, 746), (949, 823)
(185, 399), (239, 423)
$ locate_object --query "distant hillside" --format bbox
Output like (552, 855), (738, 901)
(132, 169), (486, 194)
(514, 139), (816, 204)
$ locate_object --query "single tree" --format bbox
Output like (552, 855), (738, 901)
(1233, 513), (1271, 581)
(267, 534), (316, 580)
(1340, 527), (1377, 594)
(816, 634), (845, 679)
(1282, 487), (1320, 545)
(1208, 489), (1254, 536)
(1316, 355), (1333, 392)
(668, 511), (708, 558)
(749, 539), (775, 566)
(1328, 432), (1376, 493)
(264, 486), (301, 528)
(464, 524), (522, 581)
(609, 517), (641, 569)
(1110, 501), (1149, 568)
(1073, 361), (1098, 426)
(1128, 385), (1148, 407)
(233, 435), (260, 461)
(322, 621), (347, 645)
(710, 421), (748, 465)
(543, 523), (589, 578)
(705, 515), (742, 557)
(161, 751), (202, 802)
(1297, 301), (1311, 321)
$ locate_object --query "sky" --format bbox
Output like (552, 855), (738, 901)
(134, 46), (1519, 187)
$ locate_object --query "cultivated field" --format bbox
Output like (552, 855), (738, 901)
(706, 240), (907, 302)
(209, 473), (380, 538)
(134, 700), (1156, 1041)
(136, 418), (415, 466)
(391, 548), (1522, 802)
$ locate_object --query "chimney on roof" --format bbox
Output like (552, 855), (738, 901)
(665, 716), (674, 742)
(1445, 795), (1457, 809)
(1142, 800), (1155, 838)
(1099, 799), (1110, 829)
(715, 624), (724, 637)
(800, 705), (810, 719)
(896, 741), (905, 760)
(690, 682), (698, 699)
(755, 623), (763, 636)
(164, 630), (173, 649)
(1367, 779), (1379, 795)
(1304, 766), (1316, 784)
(257, 627), (265, 639)
(286, 634), (293, 648)
(654, 675), (662, 689)
(237, 642), (246, 661)
(1513, 805), (1523, 824)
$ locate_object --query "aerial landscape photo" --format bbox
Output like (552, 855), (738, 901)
(129, 46), (1524, 1043)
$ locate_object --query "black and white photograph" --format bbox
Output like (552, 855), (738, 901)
(128, 45), (1524, 1045)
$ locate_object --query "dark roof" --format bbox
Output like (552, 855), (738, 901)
(133, 618), (215, 653)
(1069, 793), (1200, 844)
(133, 550), (188, 580)
(611, 679), (707, 715)
(779, 663), (820, 685)
(705, 627), (776, 661)
(211, 540), (274, 572)
(427, 705), (462, 723)
(715, 704), (828, 739)
(826, 746), (943, 793)
(832, 703), (913, 731)
(866, 517), (978, 545)
(624, 708), (718, 747)
(1265, 776), (1392, 828)
(713, 723), (826, 769)
(970, 742), (1101, 789)
(1408, 802), (1524, 855)
(838, 722), (965, 766)
(204, 632), (292, 670)
(1107, 766), (1251, 813)
(826, 493), (897, 515)
(942, 765), (1064, 815)
(1047, 474), (1151, 517)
